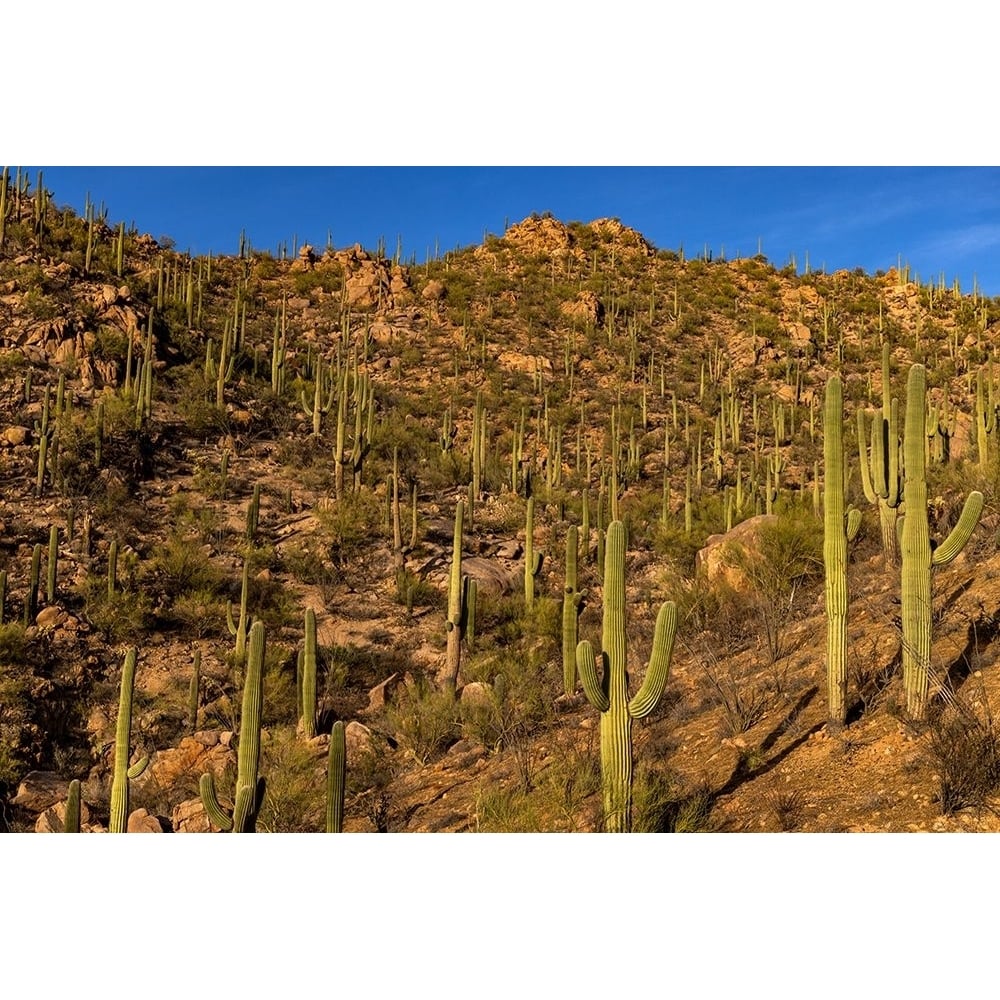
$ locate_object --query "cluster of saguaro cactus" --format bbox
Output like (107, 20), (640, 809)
(900, 364), (984, 719)
(200, 620), (266, 832)
(823, 375), (861, 725)
(109, 647), (149, 833)
(575, 520), (677, 832)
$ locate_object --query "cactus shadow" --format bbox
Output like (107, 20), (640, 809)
(714, 686), (822, 800)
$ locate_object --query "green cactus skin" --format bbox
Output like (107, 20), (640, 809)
(302, 608), (318, 739)
(562, 525), (586, 696)
(109, 647), (149, 833)
(823, 376), (861, 726)
(901, 364), (985, 720)
(325, 720), (346, 833)
(200, 620), (266, 832)
(63, 779), (81, 833)
(575, 521), (677, 832)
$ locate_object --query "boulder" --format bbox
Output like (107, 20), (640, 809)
(13, 771), (71, 812)
(365, 672), (401, 713)
(695, 515), (779, 590)
(35, 798), (92, 833)
(127, 808), (164, 833)
(461, 557), (516, 595)
(172, 798), (212, 833)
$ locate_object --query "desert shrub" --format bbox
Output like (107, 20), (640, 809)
(383, 675), (460, 765)
(926, 700), (1000, 815)
(255, 730), (325, 833)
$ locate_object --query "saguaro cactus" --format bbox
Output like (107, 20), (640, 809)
(438, 500), (475, 690)
(900, 364), (984, 719)
(109, 647), (149, 833)
(575, 521), (678, 832)
(325, 719), (346, 833)
(823, 375), (861, 725)
(562, 525), (586, 696)
(858, 343), (902, 564)
(200, 620), (266, 832)
(302, 608), (318, 739)
(524, 497), (544, 609)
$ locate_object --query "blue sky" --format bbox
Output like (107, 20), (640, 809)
(23, 166), (1000, 295)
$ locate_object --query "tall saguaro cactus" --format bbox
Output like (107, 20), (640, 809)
(325, 720), (346, 833)
(302, 608), (318, 739)
(900, 364), (984, 719)
(200, 620), (266, 832)
(562, 525), (586, 696)
(109, 647), (149, 833)
(823, 376), (861, 725)
(575, 521), (677, 832)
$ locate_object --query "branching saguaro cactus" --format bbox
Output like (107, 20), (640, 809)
(823, 375), (861, 725)
(109, 647), (149, 833)
(200, 620), (266, 832)
(858, 343), (902, 565)
(325, 720), (346, 833)
(901, 364), (984, 720)
(575, 521), (677, 832)
(562, 524), (586, 696)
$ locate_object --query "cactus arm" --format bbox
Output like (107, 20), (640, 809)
(127, 756), (149, 779)
(857, 409), (878, 504)
(628, 601), (678, 719)
(931, 491), (984, 566)
(199, 772), (235, 831)
(575, 640), (610, 712)
(846, 507), (862, 542)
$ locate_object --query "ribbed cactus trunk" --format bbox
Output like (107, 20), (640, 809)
(823, 376), (849, 725)
(901, 366), (932, 718)
(901, 365), (984, 719)
(576, 521), (677, 833)
(599, 524), (633, 830)
(302, 608), (317, 739)
(200, 621), (266, 832)
(110, 648), (139, 833)
(325, 720), (346, 833)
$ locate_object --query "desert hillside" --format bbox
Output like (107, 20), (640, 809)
(3, 169), (1000, 833)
